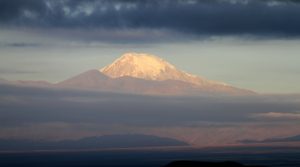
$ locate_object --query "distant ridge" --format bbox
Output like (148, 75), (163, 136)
(57, 70), (109, 89)
(241, 134), (300, 144)
(164, 160), (267, 167)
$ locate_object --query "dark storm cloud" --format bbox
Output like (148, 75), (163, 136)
(1, 0), (300, 39)
(1, 83), (300, 127)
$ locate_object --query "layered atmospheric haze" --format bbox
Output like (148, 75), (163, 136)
(0, 1), (300, 166)
(1, 52), (300, 148)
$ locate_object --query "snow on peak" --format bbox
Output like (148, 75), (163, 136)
(100, 52), (178, 80)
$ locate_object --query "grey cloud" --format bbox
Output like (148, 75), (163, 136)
(0, 42), (41, 48)
(252, 112), (300, 120)
(1, 0), (300, 42)
(0, 0), (46, 22)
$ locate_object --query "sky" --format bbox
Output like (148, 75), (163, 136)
(1, 0), (300, 147)
(1, 0), (300, 93)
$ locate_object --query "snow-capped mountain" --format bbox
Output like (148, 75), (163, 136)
(100, 52), (224, 87)
(57, 52), (253, 95)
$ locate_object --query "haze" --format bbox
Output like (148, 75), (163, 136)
(1, 0), (300, 150)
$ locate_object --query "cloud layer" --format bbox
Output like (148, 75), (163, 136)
(1, 83), (300, 126)
(1, 0), (300, 42)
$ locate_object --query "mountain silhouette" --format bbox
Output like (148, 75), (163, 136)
(0, 134), (188, 151)
(241, 134), (300, 144)
(0, 52), (254, 95)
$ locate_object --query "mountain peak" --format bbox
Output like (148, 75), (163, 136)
(100, 52), (178, 80)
